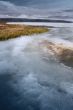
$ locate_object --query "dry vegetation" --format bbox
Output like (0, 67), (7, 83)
(40, 40), (73, 67)
(0, 23), (48, 41)
(59, 48), (73, 67)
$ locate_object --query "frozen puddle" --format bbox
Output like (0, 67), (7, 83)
(0, 25), (73, 110)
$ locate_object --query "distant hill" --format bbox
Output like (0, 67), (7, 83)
(0, 18), (72, 23)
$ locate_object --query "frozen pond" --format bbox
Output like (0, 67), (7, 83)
(0, 23), (73, 110)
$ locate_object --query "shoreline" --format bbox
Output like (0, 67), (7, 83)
(0, 21), (73, 67)
(7, 22), (73, 28)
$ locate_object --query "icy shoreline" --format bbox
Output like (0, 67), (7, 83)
(7, 22), (73, 50)
(8, 22), (73, 27)
(0, 22), (73, 110)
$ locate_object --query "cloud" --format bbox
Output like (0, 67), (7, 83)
(0, 0), (73, 19)
(0, 1), (50, 18)
(0, 1), (21, 16)
(0, 1), (42, 17)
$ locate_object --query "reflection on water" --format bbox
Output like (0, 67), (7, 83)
(0, 27), (73, 110)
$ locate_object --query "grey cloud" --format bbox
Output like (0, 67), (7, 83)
(0, 0), (73, 19)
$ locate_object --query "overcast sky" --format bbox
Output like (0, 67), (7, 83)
(0, 0), (73, 18)
(1, 0), (73, 9)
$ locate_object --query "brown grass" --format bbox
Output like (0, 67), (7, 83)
(0, 23), (48, 41)
(59, 48), (73, 67)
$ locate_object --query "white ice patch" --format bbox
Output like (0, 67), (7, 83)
(8, 22), (73, 28)
(48, 37), (73, 49)
(11, 36), (33, 56)
(60, 82), (73, 95)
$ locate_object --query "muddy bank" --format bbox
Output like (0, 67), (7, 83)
(39, 40), (73, 67)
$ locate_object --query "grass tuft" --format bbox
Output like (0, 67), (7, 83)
(0, 23), (48, 41)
